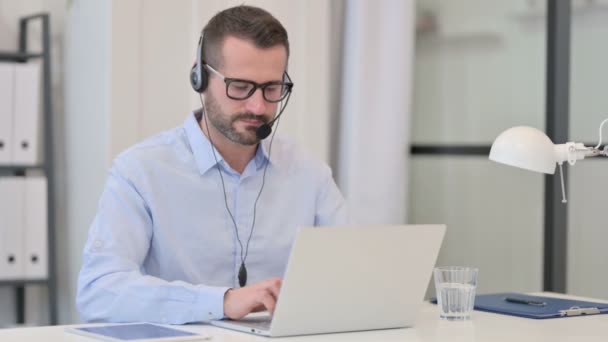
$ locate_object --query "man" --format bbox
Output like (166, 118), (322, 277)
(76, 5), (346, 324)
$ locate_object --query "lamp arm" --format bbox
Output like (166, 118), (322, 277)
(552, 141), (606, 204)
(594, 118), (608, 149)
(554, 118), (608, 163)
(557, 162), (567, 203)
(555, 143), (590, 165)
(554, 142), (607, 166)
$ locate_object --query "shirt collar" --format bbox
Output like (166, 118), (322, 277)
(254, 139), (271, 170)
(183, 112), (274, 175)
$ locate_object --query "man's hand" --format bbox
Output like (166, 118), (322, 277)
(223, 278), (282, 320)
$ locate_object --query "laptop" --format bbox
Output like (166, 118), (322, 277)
(211, 224), (446, 337)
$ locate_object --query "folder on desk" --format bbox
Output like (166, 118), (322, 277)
(0, 63), (15, 164)
(474, 293), (608, 319)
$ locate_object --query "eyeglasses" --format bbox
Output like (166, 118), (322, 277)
(205, 64), (293, 103)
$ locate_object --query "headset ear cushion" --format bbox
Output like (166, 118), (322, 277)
(190, 66), (199, 91)
(199, 65), (208, 92)
(190, 64), (209, 93)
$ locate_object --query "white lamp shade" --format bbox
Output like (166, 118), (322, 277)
(489, 126), (557, 174)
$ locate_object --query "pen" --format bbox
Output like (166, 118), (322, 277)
(505, 297), (546, 306)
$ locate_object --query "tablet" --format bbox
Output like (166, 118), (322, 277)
(64, 323), (210, 342)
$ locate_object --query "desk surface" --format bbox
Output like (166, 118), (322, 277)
(2, 293), (607, 342)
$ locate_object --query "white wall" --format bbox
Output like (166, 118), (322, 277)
(412, 0), (545, 144)
(109, 0), (193, 158)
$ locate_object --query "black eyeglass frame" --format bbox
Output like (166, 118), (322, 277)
(205, 63), (294, 103)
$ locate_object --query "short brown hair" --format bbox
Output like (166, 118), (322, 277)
(202, 5), (290, 67)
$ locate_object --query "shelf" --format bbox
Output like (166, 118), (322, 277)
(0, 279), (48, 287)
(1, 13), (57, 326)
(511, 3), (608, 21)
(0, 52), (44, 62)
(0, 165), (45, 171)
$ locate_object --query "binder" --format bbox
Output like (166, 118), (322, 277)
(0, 63), (15, 164)
(23, 176), (48, 279)
(12, 62), (42, 165)
(0, 177), (25, 280)
(474, 293), (608, 319)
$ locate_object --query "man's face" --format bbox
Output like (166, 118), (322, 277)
(205, 36), (288, 146)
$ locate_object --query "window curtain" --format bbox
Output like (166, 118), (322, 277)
(335, 0), (415, 224)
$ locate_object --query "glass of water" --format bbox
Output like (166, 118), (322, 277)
(434, 266), (478, 321)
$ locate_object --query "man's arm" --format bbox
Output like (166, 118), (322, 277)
(76, 158), (230, 324)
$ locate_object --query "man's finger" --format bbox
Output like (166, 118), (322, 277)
(264, 278), (282, 299)
(259, 291), (277, 315)
(252, 303), (266, 312)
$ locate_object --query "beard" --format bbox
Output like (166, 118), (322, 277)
(204, 91), (272, 146)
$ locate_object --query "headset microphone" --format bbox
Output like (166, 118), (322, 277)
(256, 124), (272, 140)
(255, 91), (292, 140)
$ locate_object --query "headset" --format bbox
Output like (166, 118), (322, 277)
(189, 32), (291, 287)
(190, 35), (208, 93)
(190, 33), (292, 140)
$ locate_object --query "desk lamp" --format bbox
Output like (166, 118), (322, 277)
(489, 119), (608, 203)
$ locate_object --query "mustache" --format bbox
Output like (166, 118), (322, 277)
(232, 113), (270, 124)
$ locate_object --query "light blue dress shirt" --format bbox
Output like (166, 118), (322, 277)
(76, 112), (347, 324)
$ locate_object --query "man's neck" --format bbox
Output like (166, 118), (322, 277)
(213, 140), (257, 175)
(198, 115), (257, 174)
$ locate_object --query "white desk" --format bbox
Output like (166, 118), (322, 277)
(1, 293), (607, 342)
